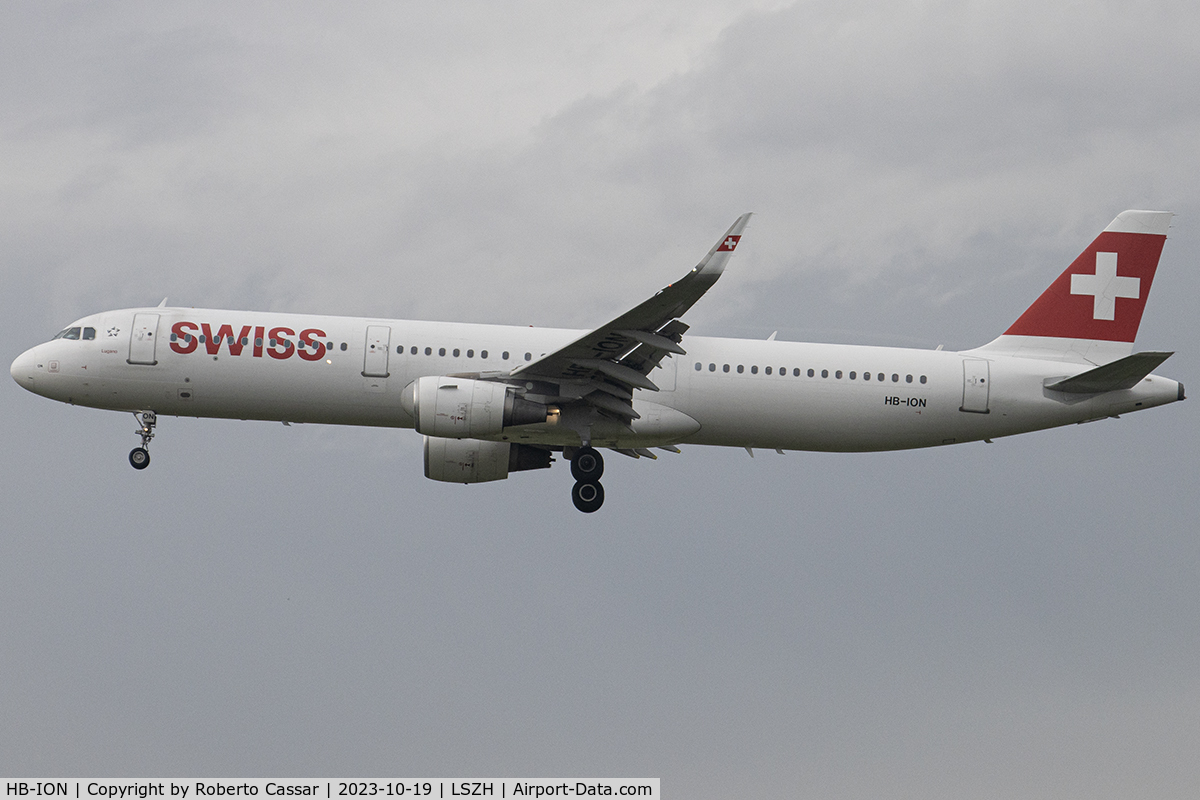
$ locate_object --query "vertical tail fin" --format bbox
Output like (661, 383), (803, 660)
(974, 210), (1172, 363)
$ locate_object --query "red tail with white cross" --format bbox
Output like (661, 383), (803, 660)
(1005, 210), (1171, 343)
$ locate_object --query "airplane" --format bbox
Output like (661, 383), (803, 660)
(10, 210), (1184, 512)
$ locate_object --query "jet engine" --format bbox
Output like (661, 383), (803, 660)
(424, 436), (552, 483)
(401, 376), (551, 438)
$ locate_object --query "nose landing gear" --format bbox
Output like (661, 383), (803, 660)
(129, 410), (156, 470)
(570, 446), (605, 513)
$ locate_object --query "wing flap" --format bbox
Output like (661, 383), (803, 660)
(585, 390), (641, 419)
(616, 328), (686, 355)
(572, 358), (660, 391)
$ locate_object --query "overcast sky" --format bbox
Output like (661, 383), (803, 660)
(3, 1), (1199, 796)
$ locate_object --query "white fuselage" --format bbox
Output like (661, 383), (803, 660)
(10, 306), (1183, 453)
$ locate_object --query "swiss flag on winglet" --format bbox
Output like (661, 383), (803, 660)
(1004, 228), (1167, 343)
(718, 235), (741, 252)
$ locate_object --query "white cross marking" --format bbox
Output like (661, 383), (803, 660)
(724, 237), (738, 249)
(1070, 252), (1139, 321)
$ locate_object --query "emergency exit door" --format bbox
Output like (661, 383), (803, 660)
(362, 325), (391, 378)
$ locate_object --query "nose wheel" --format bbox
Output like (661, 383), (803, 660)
(129, 411), (156, 470)
(570, 446), (604, 513)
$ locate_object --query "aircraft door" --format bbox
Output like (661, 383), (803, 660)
(128, 313), (160, 365)
(656, 355), (678, 391)
(960, 358), (990, 413)
(363, 325), (391, 377)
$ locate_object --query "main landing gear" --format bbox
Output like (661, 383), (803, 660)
(129, 410), (156, 470)
(570, 446), (604, 513)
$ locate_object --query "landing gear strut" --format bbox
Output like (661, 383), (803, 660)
(129, 410), (156, 470)
(570, 446), (604, 513)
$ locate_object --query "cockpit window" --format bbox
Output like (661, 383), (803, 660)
(53, 327), (82, 340)
(83, 327), (96, 340)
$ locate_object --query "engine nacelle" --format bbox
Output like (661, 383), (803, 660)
(401, 376), (550, 438)
(424, 436), (552, 483)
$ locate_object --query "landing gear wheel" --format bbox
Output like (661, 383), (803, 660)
(572, 480), (605, 513)
(129, 410), (157, 470)
(571, 446), (604, 481)
(129, 447), (150, 470)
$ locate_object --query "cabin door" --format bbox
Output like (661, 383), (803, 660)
(961, 359), (990, 413)
(128, 314), (160, 366)
(363, 325), (391, 377)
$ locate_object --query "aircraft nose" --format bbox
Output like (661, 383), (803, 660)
(11, 346), (38, 388)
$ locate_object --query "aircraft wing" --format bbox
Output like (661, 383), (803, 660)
(509, 213), (751, 419)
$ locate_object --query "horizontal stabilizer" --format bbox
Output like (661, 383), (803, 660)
(1045, 351), (1173, 394)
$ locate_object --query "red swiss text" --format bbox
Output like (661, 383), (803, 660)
(169, 322), (328, 361)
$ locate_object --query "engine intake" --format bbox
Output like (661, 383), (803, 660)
(401, 376), (550, 438)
